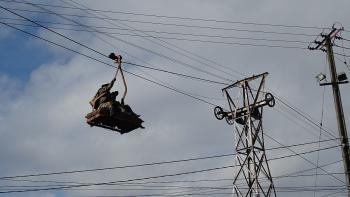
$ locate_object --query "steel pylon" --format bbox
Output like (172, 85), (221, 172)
(215, 72), (276, 197)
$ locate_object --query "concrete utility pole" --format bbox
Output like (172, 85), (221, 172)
(214, 73), (276, 197)
(310, 26), (350, 196)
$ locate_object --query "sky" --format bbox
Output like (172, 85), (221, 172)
(1, 0), (350, 196)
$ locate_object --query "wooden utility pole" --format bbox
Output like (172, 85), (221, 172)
(310, 26), (350, 196)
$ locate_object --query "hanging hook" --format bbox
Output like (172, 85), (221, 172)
(109, 53), (127, 105)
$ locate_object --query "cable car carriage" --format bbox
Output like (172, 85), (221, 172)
(85, 53), (144, 134)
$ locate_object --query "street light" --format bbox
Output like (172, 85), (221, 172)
(316, 73), (326, 83)
(338, 72), (348, 82)
(316, 72), (349, 86)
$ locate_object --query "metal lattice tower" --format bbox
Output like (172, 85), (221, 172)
(214, 72), (276, 197)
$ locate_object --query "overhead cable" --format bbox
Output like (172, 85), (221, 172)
(0, 21), (220, 107)
(0, 0), (330, 30)
(3, 7), (319, 37)
(0, 145), (340, 194)
(0, 19), (310, 44)
(0, 137), (340, 180)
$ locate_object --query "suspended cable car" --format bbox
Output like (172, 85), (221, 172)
(85, 53), (144, 134)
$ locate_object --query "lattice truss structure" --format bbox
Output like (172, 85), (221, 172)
(214, 72), (276, 197)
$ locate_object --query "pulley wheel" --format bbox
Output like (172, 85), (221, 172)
(214, 106), (224, 120)
(225, 115), (235, 125)
(265, 93), (275, 107)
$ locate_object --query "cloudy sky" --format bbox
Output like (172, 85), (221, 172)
(1, 0), (350, 196)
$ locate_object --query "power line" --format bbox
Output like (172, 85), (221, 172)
(0, 5), (109, 58)
(0, 0), (330, 30)
(2, 21), (310, 48)
(0, 145), (340, 194)
(2, 2), (234, 84)
(314, 83), (327, 197)
(2, 174), (346, 190)
(0, 4), (236, 103)
(0, 21), (220, 107)
(0, 18), (311, 44)
(275, 96), (338, 139)
(59, 0), (246, 80)
(333, 51), (350, 58)
(29, 1), (234, 83)
(2, 159), (342, 192)
(3, 7), (319, 37)
(9, 2), (229, 102)
(265, 133), (344, 184)
(272, 106), (336, 146)
(334, 52), (350, 72)
(334, 44), (350, 51)
(340, 37), (350, 42)
(80, 190), (347, 197)
(0, 137), (339, 180)
(275, 159), (343, 180)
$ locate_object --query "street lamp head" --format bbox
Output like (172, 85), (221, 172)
(338, 72), (348, 82)
(316, 73), (327, 82)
